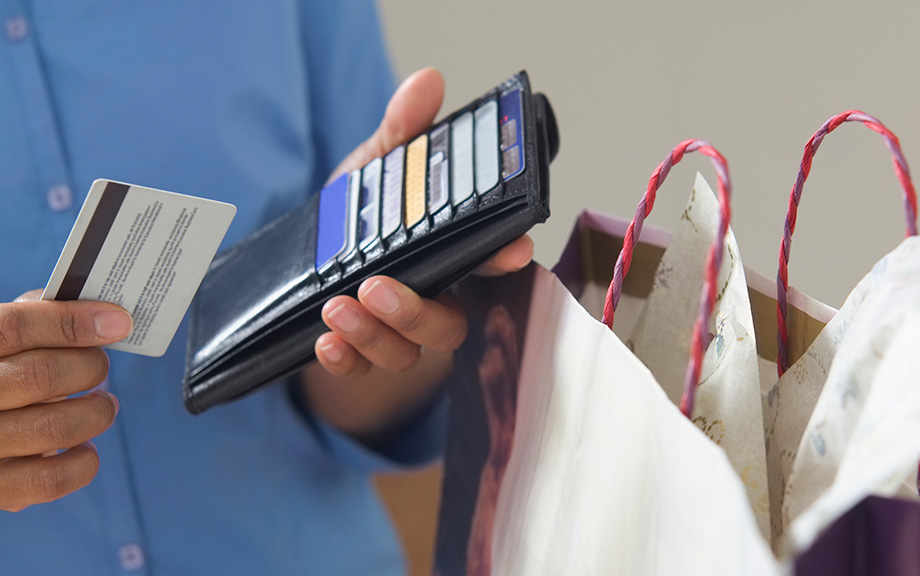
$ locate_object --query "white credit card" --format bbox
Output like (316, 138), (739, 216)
(42, 179), (236, 357)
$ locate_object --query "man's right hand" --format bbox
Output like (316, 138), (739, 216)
(0, 291), (130, 512)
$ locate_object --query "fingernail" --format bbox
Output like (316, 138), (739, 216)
(327, 303), (360, 333)
(108, 392), (120, 415)
(94, 310), (132, 339)
(319, 341), (343, 364)
(362, 281), (400, 315)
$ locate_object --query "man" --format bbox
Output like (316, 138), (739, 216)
(0, 2), (531, 573)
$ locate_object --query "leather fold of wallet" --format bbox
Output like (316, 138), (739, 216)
(183, 70), (558, 413)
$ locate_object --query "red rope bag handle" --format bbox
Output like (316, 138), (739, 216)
(776, 110), (919, 376)
(602, 139), (731, 418)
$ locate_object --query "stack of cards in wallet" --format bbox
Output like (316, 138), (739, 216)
(184, 70), (558, 413)
(43, 180), (235, 357)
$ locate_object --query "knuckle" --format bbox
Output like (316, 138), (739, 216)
(0, 306), (27, 351)
(352, 326), (384, 351)
(389, 347), (420, 373)
(15, 352), (58, 400)
(395, 305), (427, 336)
(29, 406), (74, 450)
(58, 308), (81, 346)
(31, 461), (73, 502)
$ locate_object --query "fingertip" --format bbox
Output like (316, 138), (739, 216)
(475, 235), (534, 277)
(316, 333), (345, 365)
(507, 235), (535, 270)
(383, 68), (445, 149)
(15, 289), (43, 303)
(315, 333), (371, 378)
(93, 308), (133, 340)
(358, 278), (402, 316)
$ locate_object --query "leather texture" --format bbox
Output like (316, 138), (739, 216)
(183, 71), (557, 413)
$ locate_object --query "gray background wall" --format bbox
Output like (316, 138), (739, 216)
(378, 1), (920, 308)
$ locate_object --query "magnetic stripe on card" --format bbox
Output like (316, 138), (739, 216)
(55, 181), (129, 301)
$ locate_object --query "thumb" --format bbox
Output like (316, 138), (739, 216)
(327, 68), (445, 183)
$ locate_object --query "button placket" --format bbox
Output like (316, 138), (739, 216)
(3, 7), (77, 215)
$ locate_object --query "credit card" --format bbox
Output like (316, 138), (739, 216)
(450, 112), (474, 206)
(405, 134), (428, 228)
(427, 123), (450, 214)
(316, 172), (349, 272)
(341, 170), (362, 261)
(381, 145), (405, 240)
(500, 87), (525, 181)
(42, 179), (235, 357)
(359, 157), (382, 251)
(474, 99), (499, 195)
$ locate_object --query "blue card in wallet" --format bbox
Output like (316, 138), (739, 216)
(182, 71), (559, 413)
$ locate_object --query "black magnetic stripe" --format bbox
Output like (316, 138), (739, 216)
(55, 182), (130, 301)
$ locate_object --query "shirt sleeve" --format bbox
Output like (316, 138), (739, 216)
(298, 1), (397, 193)
(288, 377), (448, 473)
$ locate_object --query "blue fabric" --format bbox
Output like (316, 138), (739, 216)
(0, 1), (439, 574)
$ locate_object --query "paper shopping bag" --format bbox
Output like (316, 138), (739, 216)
(748, 111), (920, 548)
(433, 141), (778, 575)
(433, 260), (775, 576)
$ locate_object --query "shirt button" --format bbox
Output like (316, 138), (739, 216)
(118, 543), (146, 571)
(5, 15), (28, 42)
(47, 185), (73, 211)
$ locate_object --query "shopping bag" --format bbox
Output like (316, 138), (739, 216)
(753, 111), (920, 547)
(433, 141), (777, 575)
(432, 129), (920, 575)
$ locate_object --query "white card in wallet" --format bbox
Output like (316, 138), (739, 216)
(42, 179), (236, 357)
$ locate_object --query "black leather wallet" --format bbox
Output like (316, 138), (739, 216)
(183, 71), (558, 413)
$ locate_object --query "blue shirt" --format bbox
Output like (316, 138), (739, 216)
(0, 2), (443, 574)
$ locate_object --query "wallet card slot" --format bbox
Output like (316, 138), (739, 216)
(450, 111), (474, 206)
(338, 170), (364, 271)
(474, 99), (500, 196)
(500, 86), (525, 182)
(404, 134), (428, 229)
(428, 123), (450, 214)
(358, 157), (383, 253)
(381, 145), (406, 241)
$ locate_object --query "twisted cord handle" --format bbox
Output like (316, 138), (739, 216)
(776, 111), (919, 376)
(602, 139), (731, 418)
